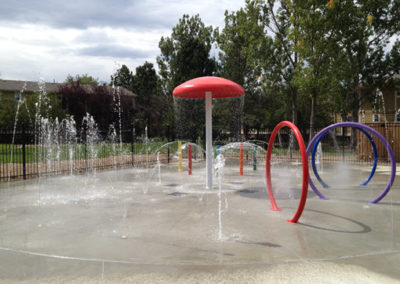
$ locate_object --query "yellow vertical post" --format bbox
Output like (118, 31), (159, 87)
(178, 141), (182, 172)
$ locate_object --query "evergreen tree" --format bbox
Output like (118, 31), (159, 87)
(157, 14), (216, 141)
(132, 62), (163, 137)
(110, 65), (134, 90)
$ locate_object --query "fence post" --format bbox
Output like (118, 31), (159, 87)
(22, 126), (26, 180)
(342, 126), (345, 162)
(84, 129), (88, 172)
(167, 144), (170, 163)
(167, 125), (170, 163)
(131, 126), (135, 167)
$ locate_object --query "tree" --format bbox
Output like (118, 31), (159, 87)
(132, 61), (163, 137)
(58, 80), (134, 132)
(287, 0), (341, 140)
(387, 40), (400, 77)
(0, 95), (21, 127)
(0, 90), (66, 128)
(247, 0), (302, 127)
(157, 14), (217, 141)
(65, 74), (99, 86)
(218, 0), (323, 139)
(158, 14), (216, 94)
(216, 6), (278, 139)
(110, 65), (134, 90)
(329, 0), (400, 123)
(288, 0), (400, 141)
(215, 0), (399, 143)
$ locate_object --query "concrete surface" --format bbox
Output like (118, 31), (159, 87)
(0, 160), (399, 283)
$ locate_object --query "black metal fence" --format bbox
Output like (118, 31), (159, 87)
(0, 126), (200, 182)
(1, 124), (396, 182)
(267, 125), (395, 164)
(223, 125), (395, 166)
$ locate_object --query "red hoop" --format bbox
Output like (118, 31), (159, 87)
(266, 121), (309, 223)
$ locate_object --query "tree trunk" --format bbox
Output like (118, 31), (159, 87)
(292, 88), (298, 125)
(351, 101), (360, 149)
(308, 91), (317, 142)
(348, 88), (361, 149)
(340, 112), (347, 122)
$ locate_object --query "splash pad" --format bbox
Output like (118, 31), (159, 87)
(0, 155), (399, 282)
(0, 96), (399, 283)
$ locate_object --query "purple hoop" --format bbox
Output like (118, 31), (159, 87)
(307, 122), (396, 204)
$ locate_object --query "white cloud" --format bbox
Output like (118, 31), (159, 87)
(0, 0), (245, 83)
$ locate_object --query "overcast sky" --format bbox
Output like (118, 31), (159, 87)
(0, 0), (245, 83)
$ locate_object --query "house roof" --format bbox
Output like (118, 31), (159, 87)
(0, 79), (61, 93)
(0, 79), (136, 97)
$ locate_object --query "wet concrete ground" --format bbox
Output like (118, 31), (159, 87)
(0, 161), (398, 283)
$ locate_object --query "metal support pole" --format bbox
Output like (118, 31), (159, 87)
(205, 91), (213, 189)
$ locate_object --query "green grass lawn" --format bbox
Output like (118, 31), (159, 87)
(0, 142), (174, 164)
(0, 142), (361, 164)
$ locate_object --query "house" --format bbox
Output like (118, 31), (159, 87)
(356, 76), (400, 161)
(321, 76), (399, 160)
(358, 74), (400, 124)
(0, 79), (61, 101)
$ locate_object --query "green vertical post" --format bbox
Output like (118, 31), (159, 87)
(214, 145), (219, 158)
(253, 143), (257, 171)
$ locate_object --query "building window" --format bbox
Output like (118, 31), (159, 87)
(396, 112), (400, 123)
(372, 114), (380, 122)
(396, 89), (400, 98)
